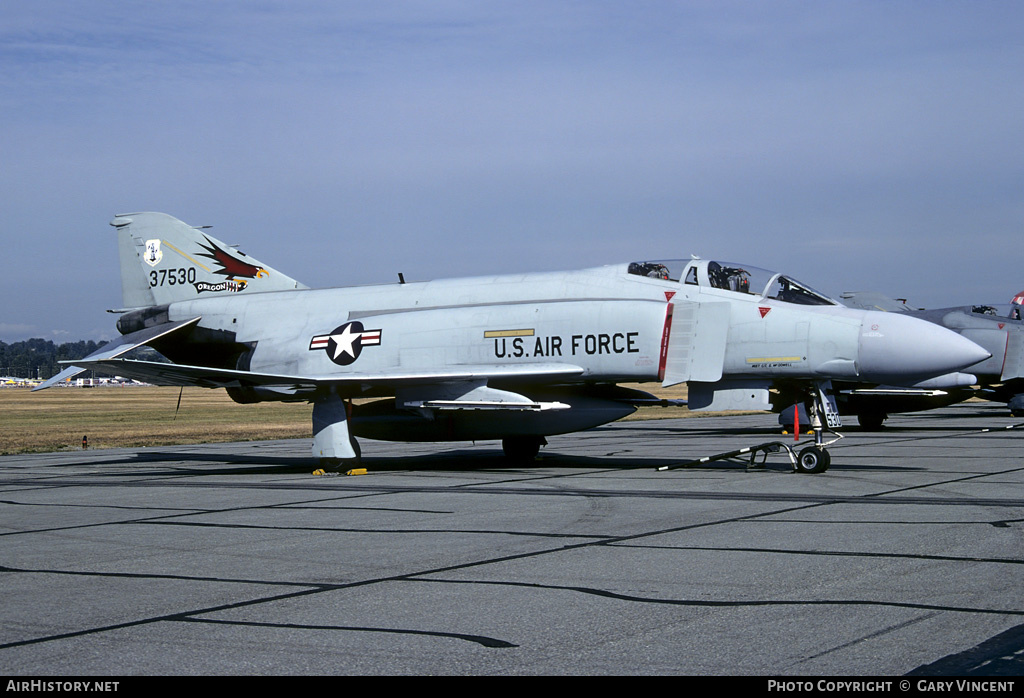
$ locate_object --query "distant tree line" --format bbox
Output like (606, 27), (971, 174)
(0, 338), (108, 379)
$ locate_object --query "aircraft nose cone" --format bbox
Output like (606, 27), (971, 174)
(857, 312), (990, 384)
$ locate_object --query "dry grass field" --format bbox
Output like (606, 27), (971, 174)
(0, 387), (314, 454)
(0, 383), (697, 455)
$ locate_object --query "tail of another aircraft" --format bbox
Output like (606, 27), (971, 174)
(1010, 290), (1024, 321)
(113, 212), (307, 308)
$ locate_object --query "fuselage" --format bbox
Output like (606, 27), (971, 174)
(120, 259), (990, 403)
(133, 264), (674, 394)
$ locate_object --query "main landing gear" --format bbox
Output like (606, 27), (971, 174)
(312, 394), (361, 471)
(502, 435), (547, 462)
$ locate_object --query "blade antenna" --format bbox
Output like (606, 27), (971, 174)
(174, 387), (183, 420)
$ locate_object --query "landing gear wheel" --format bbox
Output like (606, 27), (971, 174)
(318, 438), (361, 472)
(502, 436), (545, 462)
(857, 412), (886, 431)
(796, 446), (830, 474)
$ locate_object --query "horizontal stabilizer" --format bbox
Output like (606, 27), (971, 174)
(33, 317), (200, 391)
(55, 357), (312, 391)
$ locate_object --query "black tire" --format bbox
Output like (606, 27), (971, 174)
(319, 438), (361, 471)
(796, 446), (830, 474)
(502, 436), (544, 462)
(857, 412), (886, 430)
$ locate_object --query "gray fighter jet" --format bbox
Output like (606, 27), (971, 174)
(838, 290), (1024, 424)
(36, 213), (989, 472)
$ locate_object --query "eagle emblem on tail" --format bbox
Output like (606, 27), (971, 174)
(196, 235), (268, 280)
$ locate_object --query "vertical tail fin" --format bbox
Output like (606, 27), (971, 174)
(113, 212), (307, 308)
(1010, 290), (1024, 321)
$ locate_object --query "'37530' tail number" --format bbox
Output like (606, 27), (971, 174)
(150, 268), (197, 287)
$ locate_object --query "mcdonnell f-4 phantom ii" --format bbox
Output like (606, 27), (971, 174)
(36, 212), (990, 473)
(836, 290), (1024, 425)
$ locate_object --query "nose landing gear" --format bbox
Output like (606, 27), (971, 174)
(795, 380), (843, 473)
(796, 444), (831, 474)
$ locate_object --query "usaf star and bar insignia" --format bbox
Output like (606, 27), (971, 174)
(309, 321), (382, 366)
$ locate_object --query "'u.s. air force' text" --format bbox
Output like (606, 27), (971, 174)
(492, 333), (640, 358)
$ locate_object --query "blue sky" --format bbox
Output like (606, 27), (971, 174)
(2, 1), (1022, 342)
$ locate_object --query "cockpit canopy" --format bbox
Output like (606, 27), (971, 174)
(627, 258), (838, 306)
(626, 261), (681, 281)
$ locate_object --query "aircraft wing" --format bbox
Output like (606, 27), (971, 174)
(53, 356), (587, 395)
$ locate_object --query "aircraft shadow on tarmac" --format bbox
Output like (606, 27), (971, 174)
(61, 409), (1017, 477)
(59, 445), (685, 475)
(56, 443), (935, 477)
(136, 449), (679, 474)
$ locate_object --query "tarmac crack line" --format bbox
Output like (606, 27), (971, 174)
(173, 617), (517, 648)
(608, 544), (1024, 566)
(407, 578), (1024, 618)
(800, 611), (941, 663)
